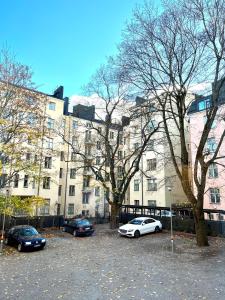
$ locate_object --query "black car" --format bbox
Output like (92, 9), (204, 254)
(5, 225), (46, 252)
(63, 218), (95, 237)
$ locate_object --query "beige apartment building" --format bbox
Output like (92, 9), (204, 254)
(128, 97), (188, 208)
(1, 85), (190, 218)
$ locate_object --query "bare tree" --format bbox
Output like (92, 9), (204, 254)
(118, 0), (225, 246)
(57, 64), (160, 228)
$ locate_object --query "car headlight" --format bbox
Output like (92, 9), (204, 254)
(25, 241), (32, 245)
(41, 239), (46, 243)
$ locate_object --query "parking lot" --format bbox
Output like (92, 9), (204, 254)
(1, 224), (225, 300)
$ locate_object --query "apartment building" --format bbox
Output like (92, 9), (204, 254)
(189, 93), (225, 219)
(1, 83), (194, 218)
(128, 97), (188, 208)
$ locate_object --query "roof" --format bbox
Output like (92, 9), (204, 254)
(133, 217), (154, 221)
(10, 225), (35, 229)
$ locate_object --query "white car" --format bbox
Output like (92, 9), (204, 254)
(118, 217), (162, 238)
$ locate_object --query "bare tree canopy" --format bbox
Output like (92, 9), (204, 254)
(116, 0), (225, 246)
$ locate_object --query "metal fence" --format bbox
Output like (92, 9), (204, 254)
(120, 205), (225, 237)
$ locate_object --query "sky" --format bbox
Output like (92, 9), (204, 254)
(0, 0), (147, 98)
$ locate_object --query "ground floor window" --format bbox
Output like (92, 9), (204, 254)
(68, 203), (74, 215)
(39, 199), (50, 215)
(210, 188), (220, 203)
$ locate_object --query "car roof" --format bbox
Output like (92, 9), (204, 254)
(11, 225), (35, 229)
(133, 217), (154, 221)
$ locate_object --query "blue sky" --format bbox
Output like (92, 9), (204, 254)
(0, 0), (146, 97)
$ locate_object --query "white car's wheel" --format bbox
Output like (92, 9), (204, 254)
(155, 226), (160, 233)
(134, 230), (140, 238)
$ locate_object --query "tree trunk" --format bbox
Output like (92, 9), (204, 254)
(110, 202), (121, 229)
(193, 207), (209, 247)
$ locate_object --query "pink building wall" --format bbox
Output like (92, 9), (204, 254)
(189, 106), (225, 219)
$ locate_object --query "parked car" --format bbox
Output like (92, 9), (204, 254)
(63, 218), (95, 237)
(4, 225), (46, 252)
(118, 217), (162, 238)
(156, 210), (176, 217)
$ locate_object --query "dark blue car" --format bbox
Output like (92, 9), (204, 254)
(63, 218), (95, 237)
(5, 225), (46, 252)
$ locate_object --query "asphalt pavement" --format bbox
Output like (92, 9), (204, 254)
(0, 224), (225, 300)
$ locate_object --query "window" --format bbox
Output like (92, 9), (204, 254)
(86, 122), (92, 128)
(69, 185), (75, 196)
(134, 179), (139, 191)
(82, 193), (89, 204)
(95, 186), (100, 196)
(148, 200), (156, 207)
(134, 200), (140, 211)
(96, 141), (101, 150)
(117, 179), (123, 188)
(59, 168), (63, 178)
(134, 200), (140, 206)
(14, 174), (19, 188)
(85, 145), (92, 156)
(0, 174), (7, 188)
(72, 120), (78, 129)
(47, 117), (54, 129)
(58, 185), (62, 196)
(123, 137), (126, 145)
(207, 137), (217, 152)
(147, 158), (157, 171)
(44, 157), (52, 169)
(32, 177), (35, 189)
(134, 143), (139, 150)
(105, 173), (110, 181)
(83, 177), (90, 188)
(148, 103), (157, 112)
(68, 203), (74, 215)
(24, 175), (29, 188)
(60, 151), (64, 161)
(45, 137), (53, 149)
(198, 98), (211, 111)
(43, 177), (51, 189)
(147, 178), (157, 191)
(109, 131), (114, 139)
(117, 166), (123, 177)
(208, 163), (218, 178)
(119, 133), (123, 145)
(39, 199), (50, 215)
(146, 140), (155, 151)
(70, 168), (76, 179)
(34, 155), (38, 163)
(71, 136), (76, 145)
(26, 153), (31, 161)
(96, 156), (101, 165)
(97, 127), (102, 133)
(82, 209), (89, 216)
(118, 151), (123, 160)
(71, 152), (76, 161)
(210, 188), (220, 203)
(147, 120), (157, 131)
(48, 102), (56, 110)
(85, 130), (91, 141)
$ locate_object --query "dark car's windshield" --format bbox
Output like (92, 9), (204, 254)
(129, 219), (142, 225)
(76, 219), (91, 226)
(19, 228), (38, 236)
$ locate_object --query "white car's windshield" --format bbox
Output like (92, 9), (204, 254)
(129, 219), (142, 225)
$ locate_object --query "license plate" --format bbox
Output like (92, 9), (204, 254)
(85, 227), (90, 230)
(34, 244), (40, 247)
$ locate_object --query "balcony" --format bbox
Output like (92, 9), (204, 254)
(82, 186), (92, 193)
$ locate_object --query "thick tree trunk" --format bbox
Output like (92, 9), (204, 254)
(110, 202), (121, 229)
(193, 207), (209, 247)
